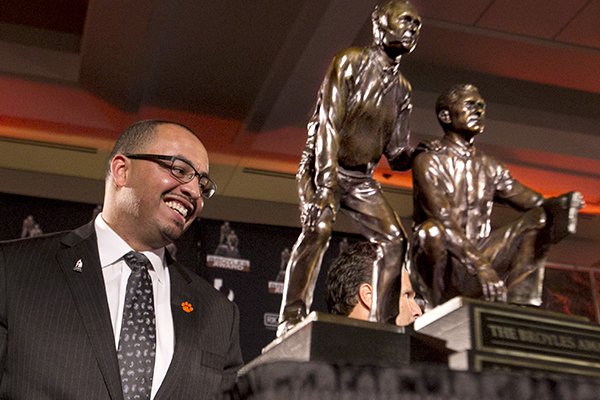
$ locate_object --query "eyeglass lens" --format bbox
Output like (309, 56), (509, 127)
(171, 158), (215, 198)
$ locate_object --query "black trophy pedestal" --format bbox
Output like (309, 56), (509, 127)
(414, 296), (600, 378)
(240, 311), (449, 375)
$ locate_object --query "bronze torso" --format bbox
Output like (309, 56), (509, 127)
(413, 134), (544, 241)
(304, 46), (412, 188)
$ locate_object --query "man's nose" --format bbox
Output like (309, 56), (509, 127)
(180, 177), (201, 200)
(411, 300), (423, 317)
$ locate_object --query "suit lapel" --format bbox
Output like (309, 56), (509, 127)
(154, 262), (201, 400)
(57, 222), (124, 400)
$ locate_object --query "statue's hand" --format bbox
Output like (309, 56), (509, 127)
(301, 204), (323, 228)
(301, 188), (336, 228)
(477, 266), (507, 302)
(571, 191), (585, 209)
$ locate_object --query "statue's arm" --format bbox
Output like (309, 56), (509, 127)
(386, 77), (413, 171)
(300, 52), (354, 226)
(494, 161), (584, 242)
(313, 53), (354, 190)
(493, 161), (544, 210)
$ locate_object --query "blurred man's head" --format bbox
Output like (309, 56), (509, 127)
(326, 241), (374, 320)
(326, 241), (422, 325)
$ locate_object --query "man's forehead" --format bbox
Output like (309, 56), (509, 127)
(456, 92), (484, 105)
(150, 126), (209, 169)
(155, 123), (197, 139)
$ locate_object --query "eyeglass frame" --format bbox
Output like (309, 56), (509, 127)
(123, 153), (217, 199)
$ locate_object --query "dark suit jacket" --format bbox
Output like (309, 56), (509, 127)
(0, 222), (243, 399)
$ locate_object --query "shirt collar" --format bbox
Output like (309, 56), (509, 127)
(370, 46), (399, 76)
(443, 132), (476, 158)
(94, 213), (167, 283)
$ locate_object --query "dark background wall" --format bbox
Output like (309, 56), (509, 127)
(2, 191), (598, 363)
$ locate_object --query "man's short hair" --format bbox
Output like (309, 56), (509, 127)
(106, 119), (195, 177)
(326, 241), (376, 316)
(435, 83), (480, 122)
(372, 0), (414, 23)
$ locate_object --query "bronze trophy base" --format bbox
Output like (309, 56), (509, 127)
(414, 296), (600, 378)
(240, 311), (449, 375)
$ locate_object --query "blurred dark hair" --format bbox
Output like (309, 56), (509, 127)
(326, 241), (376, 316)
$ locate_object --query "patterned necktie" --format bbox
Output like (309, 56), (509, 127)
(117, 251), (156, 400)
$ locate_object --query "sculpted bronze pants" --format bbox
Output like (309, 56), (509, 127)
(412, 207), (548, 307)
(280, 169), (407, 324)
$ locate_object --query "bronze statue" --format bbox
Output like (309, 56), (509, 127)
(411, 84), (584, 308)
(278, 0), (422, 336)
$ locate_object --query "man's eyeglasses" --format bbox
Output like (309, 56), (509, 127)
(124, 153), (217, 199)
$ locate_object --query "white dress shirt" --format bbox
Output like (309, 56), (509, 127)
(95, 214), (174, 400)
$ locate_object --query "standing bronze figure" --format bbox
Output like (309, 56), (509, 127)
(278, 0), (422, 336)
(411, 84), (584, 308)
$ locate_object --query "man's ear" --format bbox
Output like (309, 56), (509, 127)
(357, 283), (373, 310)
(438, 109), (451, 125)
(110, 154), (129, 187)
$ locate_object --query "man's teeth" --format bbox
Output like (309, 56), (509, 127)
(166, 201), (188, 218)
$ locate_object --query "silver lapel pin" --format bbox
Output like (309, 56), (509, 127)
(73, 259), (83, 273)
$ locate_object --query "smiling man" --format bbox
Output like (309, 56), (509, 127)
(411, 84), (584, 308)
(0, 120), (243, 399)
